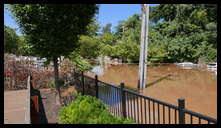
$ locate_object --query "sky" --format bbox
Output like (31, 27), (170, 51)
(4, 4), (159, 35)
(4, 5), (21, 34)
(97, 4), (158, 32)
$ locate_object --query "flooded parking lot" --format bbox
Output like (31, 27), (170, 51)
(87, 64), (217, 118)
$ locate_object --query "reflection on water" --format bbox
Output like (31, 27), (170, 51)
(90, 65), (104, 75)
(87, 64), (217, 118)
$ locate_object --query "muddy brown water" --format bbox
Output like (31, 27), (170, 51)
(86, 64), (217, 121)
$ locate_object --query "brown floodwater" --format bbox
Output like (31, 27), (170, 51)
(86, 64), (217, 119)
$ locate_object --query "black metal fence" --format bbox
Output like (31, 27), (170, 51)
(73, 71), (217, 124)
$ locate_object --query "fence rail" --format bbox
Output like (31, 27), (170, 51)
(73, 71), (217, 124)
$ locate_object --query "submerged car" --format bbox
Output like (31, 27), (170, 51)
(175, 62), (197, 69)
(207, 63), (217, 75)
(207, 63), (217, 69)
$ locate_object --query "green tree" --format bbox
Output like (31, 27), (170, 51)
(77, 35), (100, 59)
(4, 25), (19, 54)
(86, 18), (100, 37)
(99, 44), (114, 57)
(148, 44), (169, 63)
(68, 51), (92, 72)
(115, 14), (141, 44)
(9, 4), (99, 92)
(17, 35), (33, 56)
(114, 42), (140, 63)
(149, 4), (217, 62)
(99, 32), (116, 46)
(102, 23), (112, 34)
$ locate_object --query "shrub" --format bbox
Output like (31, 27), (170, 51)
(58, 93), (135, 124)
(69, 52), (92, 71)
(49, 79), (64, 88)
(49, 81), (56, 88)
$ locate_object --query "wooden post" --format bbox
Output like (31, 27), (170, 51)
(178, 98), (185, 124)
(95, 75), (98, 98)
(120, 83), (126, 118)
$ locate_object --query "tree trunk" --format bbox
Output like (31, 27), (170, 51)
(53, 57), (61, 98)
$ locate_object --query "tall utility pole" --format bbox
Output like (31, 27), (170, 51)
(138, 4), (149, 89)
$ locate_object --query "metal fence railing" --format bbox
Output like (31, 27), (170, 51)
(73, 71), (217, 124)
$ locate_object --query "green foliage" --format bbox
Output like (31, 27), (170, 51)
(194, 41), (217, 62)
(9, 4), (99, 59)
(100, 44), (115, 57)
(6, 4), (217, 65)
(148, 4), (217, 63)
(43, 59), (51, 67)
(150, 4), (177, 22)
(98, 14), (141, 63)
(86, 18), (100, 36)
(98, 4), (217, 63)
(114, 42), (140, 63)
(77, 35), (100, 59)
(17, 35), (33, 56)
(100, 42), (140, 63)
(102, 23), (112, 34)
(49, 81), (56, 88)
(49, 79), (64, 88)
(148, 45), (168, 63)
(4, 25), (19, 54)
(99, 32), (116, 46)
(69, 52), (92, 71)
(9, 4), (98, 88)
(115, 14), (141, 44)
(58, 93), (135, 124)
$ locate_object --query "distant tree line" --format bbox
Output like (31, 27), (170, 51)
(75, 4), (217, 63)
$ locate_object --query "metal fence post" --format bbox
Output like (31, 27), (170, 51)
(120, 82), (127, 118)
(178, 98), (185, 124)
(81, 71), (84, 95)
(95, 75), (98, 98)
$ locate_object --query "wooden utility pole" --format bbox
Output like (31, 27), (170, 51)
(138, 4), (149, 89)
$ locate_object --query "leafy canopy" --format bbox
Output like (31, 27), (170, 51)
(4, 25), (19, 54)
(9, 4), (99, 59)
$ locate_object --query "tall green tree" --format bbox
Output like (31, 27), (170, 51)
(99, 33), (116, 46)
(4, 25), (19, 54)
(114, 14), (141, 44)
(77, 35), (100, 59)
(17, 35), (33, 56)
(86, 18), (100, 37)
(150, 4), (217, 62)
(102, 23), (112, 34)
(9, 4), (99, 91)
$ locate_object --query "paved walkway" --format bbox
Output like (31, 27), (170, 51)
(4, 90), (30, 124)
